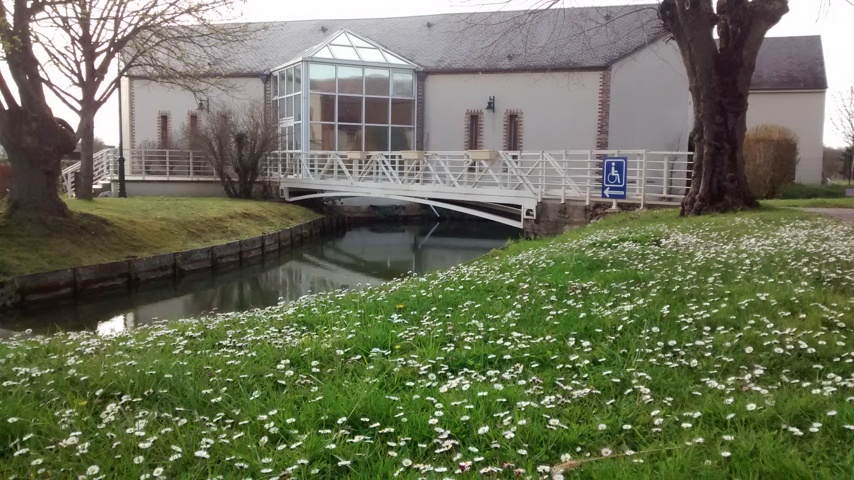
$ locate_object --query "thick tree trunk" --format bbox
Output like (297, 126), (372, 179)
(681, 73), (757, 215)
(0, 110), (76, 218)
(5, 151), (68, 216)
(77, 113), (96, 200)
(659, 0), (788, 216)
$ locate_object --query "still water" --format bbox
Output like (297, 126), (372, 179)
(0, 222), (517, 336)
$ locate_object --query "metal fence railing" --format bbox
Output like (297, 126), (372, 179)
(61, 148), (693, 206)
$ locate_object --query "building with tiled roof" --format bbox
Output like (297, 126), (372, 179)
(121, 4), (827, 184)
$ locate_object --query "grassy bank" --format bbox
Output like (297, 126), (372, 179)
(2, 207), (854, 478)
(764, 197), (854, 208)
(0, 198), (319, 279)
(778, 183), (850, 199)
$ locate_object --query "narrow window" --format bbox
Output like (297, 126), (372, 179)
(158, 114), (169, 149)
(188, 113), (199, 142)
(507, 114), (519, 151)
(466, 113), (480, 150)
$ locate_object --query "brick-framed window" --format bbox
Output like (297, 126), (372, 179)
(503, 109), (523, 151)
(464, 110), (483, 150)
(186, 112), (200, 149)
(157, 111), (172, 149)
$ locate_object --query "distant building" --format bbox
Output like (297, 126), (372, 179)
(121, 5), (828, 184)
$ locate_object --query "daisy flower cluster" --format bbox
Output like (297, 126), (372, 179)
(1, 209), (853, 478)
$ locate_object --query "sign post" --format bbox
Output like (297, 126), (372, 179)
(601, 156), (627, 200)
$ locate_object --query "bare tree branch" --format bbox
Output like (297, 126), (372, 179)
(30, 0), (256, 199)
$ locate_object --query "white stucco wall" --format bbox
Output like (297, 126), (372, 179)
(747, 91), (826, 184)
(609, 39), (692, 152)
(423, 71), (601, 151)
(127, 77), (266, 148)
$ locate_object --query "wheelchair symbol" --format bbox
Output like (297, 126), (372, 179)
(606, 162), (622, 186)
(603, 157), (626, 188)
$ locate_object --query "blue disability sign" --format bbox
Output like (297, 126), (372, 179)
(601, 156), (627, 200)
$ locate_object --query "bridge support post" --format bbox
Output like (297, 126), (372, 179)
(523, 200), (591, 238)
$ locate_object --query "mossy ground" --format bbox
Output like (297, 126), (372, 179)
(0, 197), (319, 279)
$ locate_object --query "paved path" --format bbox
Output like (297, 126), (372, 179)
(800, 208), (854, 223)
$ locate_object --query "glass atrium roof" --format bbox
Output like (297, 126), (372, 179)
(278, 30), (416, 69)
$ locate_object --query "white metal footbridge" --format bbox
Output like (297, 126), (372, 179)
(63, 149), (692, 228)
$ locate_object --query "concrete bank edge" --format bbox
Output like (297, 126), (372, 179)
(0, 216), (343, 309)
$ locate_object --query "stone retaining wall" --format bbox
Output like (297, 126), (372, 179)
(0, 216), (344, 309)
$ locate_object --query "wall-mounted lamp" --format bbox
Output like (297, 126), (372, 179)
(486, 96), (496, 113)
(197, 97), (210, 112)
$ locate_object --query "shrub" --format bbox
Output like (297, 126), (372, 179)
(0, 161), (11, 200)
(743, 124), (799, 199)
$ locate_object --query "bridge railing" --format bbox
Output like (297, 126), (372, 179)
(277, 150), (693, 206)
(61, 148), (693, 206)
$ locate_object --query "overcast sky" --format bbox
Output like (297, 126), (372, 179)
(81, 0), (853, 147)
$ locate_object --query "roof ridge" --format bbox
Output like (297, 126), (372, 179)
(227, 3), (661, 27)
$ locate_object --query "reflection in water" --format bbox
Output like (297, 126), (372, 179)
(0, 222), (517, 335)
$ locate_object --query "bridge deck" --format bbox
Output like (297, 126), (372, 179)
(63, 148), (691, 226)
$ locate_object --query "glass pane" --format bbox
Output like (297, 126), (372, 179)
(294, 123), (302, 151)
(329, 45), (360, 61)
(392, 72), (414, 97)
(315, 46), (334, 59)
(287, 125), (294, 150)
(280, 126), (287, 150)
(310, 123), (335, 151)
(365, 125), (389, 151)
(279, 98), (287, 120)
(309, 64), (336, 92)
(357, 48), (386, 63)
(309, 94), (336, 122)
(278, 70), (287, 94)
(348, 33), (373, 48)
(390, 127), (414, 151)
(391, 98), (414, 125)
(337, 95), (362, 124)
(286, 68), (294, 95)
(338, 66), (363, 95)
(294, 65), (302, 94)
(365, 97), (389, 124)
(294, 94), (302, 122)
(330, 32), (351, 46)
(384, 52), (409, 65)
(337, 124), (363, 151)
(286, 96), (294, 119)
(365, 68), (390, 96)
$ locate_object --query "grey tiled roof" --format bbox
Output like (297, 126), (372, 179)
(208, 4), (666, 74)
(752, 36), (827, 90)
(136, 5), (826, 92)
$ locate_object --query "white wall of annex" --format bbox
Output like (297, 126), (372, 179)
(129, 77), (265, 147)
(423, 71), (601, 151)
(609, 38), (692, 152)
(747, 91), (826, 184)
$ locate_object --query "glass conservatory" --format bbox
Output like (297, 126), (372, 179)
(271, 30), (418, 153)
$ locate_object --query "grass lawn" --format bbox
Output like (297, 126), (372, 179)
(763, 197), (854, 209)
(1, 207), (854, 478)
(777, 183), (851, 200)
(0, 197), (319, 279)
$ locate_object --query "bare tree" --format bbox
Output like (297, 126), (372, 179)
(834, 85), (854, 154)
(0, 1), (78, 218)
(37, 0), (248, 200)
(658, 0), (790, 215)
(195, 102), (277, 199)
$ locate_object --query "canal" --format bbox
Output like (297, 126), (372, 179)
(0, 222), (518, 336)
